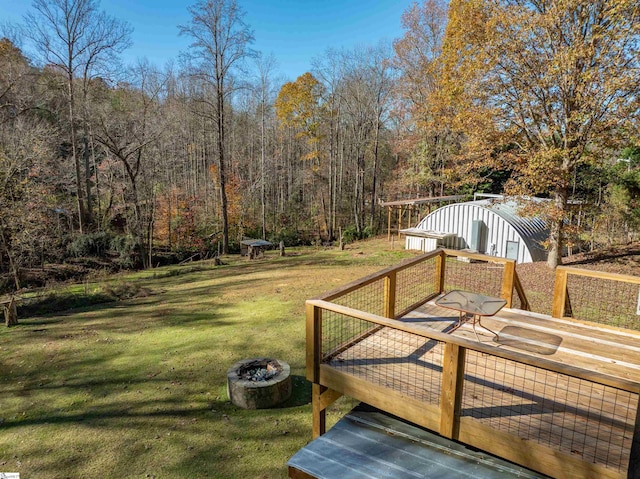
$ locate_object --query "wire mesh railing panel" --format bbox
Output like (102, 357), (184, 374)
(462, 352), (637, 472)
(320, 309), (379, 359)
(566, 274), (640, 330)
(331, 277), (386, 317)
(321, 311), (444, 405)
(395, 257), (438, 314)
(443, 258), (505, 299)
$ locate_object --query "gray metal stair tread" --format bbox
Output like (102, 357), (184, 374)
(288, 405), (549, 479)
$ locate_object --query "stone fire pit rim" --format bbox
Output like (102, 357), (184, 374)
(227, 357), (290, 387)
(227, 357), (292, 409)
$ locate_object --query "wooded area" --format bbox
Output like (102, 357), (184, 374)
(0, 0), (638, 292)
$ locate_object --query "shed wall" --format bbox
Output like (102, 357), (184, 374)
(414, 204), (533, 263)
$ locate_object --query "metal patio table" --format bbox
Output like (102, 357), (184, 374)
(435, 289), (506, 341)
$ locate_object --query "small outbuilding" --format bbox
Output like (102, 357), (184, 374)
(402, 196), (549, 263)
(240, 239), (273, 259)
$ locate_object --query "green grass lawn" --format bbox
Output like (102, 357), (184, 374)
(0, 238), (416, 479)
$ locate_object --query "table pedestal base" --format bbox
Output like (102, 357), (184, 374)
(456, 312), (500, 342)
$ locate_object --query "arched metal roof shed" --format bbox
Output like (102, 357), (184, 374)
(403, 198), (549, 263)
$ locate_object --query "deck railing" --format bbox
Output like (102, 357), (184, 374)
(317, 248), (528, 321)
(306, 249), (640, 479)
(553, 266), (640, 330)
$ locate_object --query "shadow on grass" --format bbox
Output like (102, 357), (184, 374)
(20, 318), (65, 327)
(0, 402), (215, 430)
(11, 243), (412, 324)
(279, 375), (311, 408)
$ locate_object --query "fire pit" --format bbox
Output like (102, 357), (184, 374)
(227, 358), (292, 409)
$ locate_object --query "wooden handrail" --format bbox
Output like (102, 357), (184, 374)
(552, 268), (569, 318)
(434, 250), (446, 294)
(552, 265), (640, 319)
(383, 271), (396, 319)
(313, 249), (443, 302)
(501, 260), (516, 307)
(316, 247), (528, 322)
(307, 298), (640, 394)
(441, 248), (513, 264)
(557, 265), (640, 284)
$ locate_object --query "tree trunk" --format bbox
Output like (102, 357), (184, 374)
(0, 224), (20, 291)
(328, 108), (336, 240)
(370, 117), (380, 230)
(82, 132), (93, 227)
(546, 185), (568, 268)
(355, 150), (365, 234)
(260, 97), (267, 240)
(217, 86), (230, 254)
(131, 182), (149, 269)
(4, 297), (18, 327)
(91, 125), (102, 229)
(81, 84), (94, 228)
(68, 73), (86, 233)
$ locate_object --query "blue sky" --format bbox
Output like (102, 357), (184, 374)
(1, 0), (415, 80)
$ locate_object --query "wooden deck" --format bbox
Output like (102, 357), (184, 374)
(303, 249), (640, 479)
(319, 298), (640, 478)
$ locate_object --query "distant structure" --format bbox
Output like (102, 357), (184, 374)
(240, 239), (273, 259)
(379, 195), (467, 241)
(402, 195), (549, 263)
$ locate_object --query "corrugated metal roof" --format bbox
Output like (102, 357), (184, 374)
(288, 405), (549, 478)
(240, 239), (273, 247)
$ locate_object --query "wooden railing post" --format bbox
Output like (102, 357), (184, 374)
(440, 342), (466, 440)
(629, 395), (640, 478)
(384, 271), (397, 319)
(552, 267), (569, 318)
(312, 384), (343, 439)
(435, 250), (446, 294)
(306, 302), (322, 383)
(513, 272), (530, 311)
(501, 260), (516, 308)
(307, 303), (343, 438)
(312, 384), (327, 438)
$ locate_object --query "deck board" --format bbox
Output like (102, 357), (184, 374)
(323, 300), (640, 475)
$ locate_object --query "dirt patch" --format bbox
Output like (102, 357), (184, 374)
(514, 262), (557, 314)
(564, 243), (640, 275)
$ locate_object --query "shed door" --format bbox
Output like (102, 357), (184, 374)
(506, 240), (519, 260)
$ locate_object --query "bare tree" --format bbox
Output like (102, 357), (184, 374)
(336, 44), (394, 235)
(24, 0), (131, 232)
(94, 61), (166, 268)
(180, 0), (254, 253)
(313, 49), (345, 240)
(254, 53), (278, 240)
